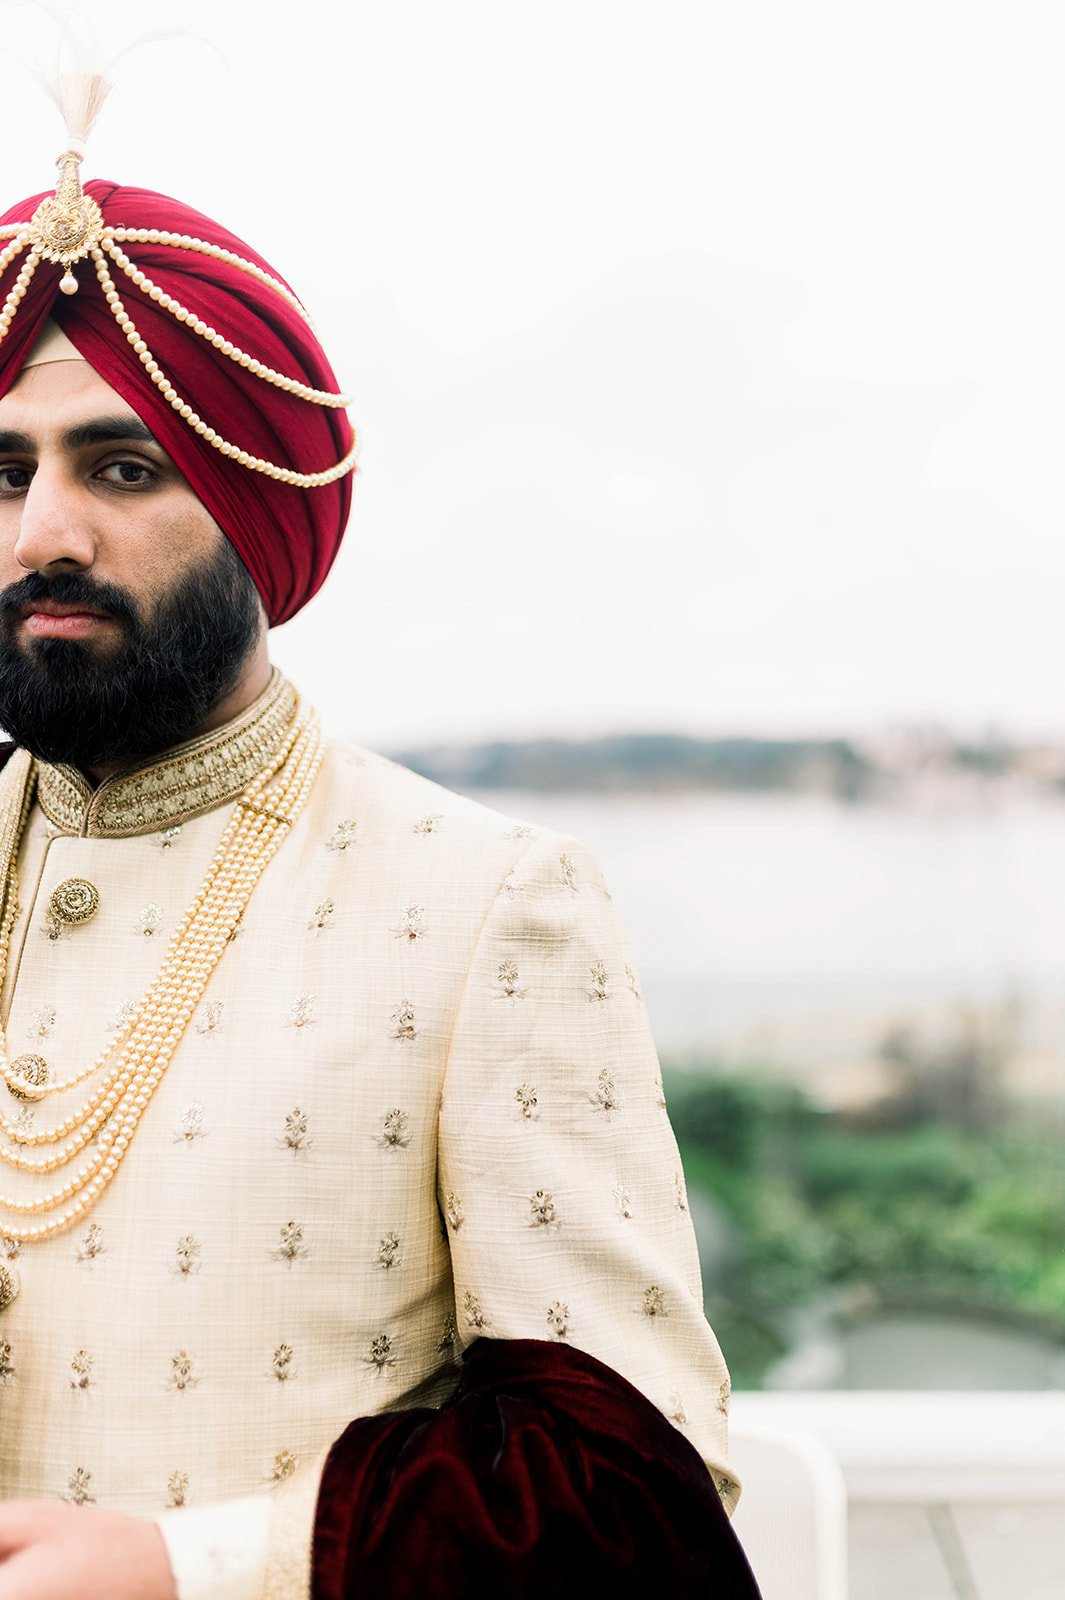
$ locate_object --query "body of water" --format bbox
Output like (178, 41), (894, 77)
(481, 786), (1065, 1102)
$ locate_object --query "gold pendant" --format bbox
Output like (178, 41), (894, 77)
(7, 1054), (49, 1102)
(0, 1260), (19, 1311)
(48, 878), (100, 929)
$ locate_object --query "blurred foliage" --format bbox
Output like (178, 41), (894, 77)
(665, 1062), (1065, 1386)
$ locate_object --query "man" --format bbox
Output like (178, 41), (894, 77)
(0, 147), (760, 1599)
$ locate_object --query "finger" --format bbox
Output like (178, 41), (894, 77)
(0, 1544), (58, 1599)
(0, 1502), (85, 1562)
(0, 1505), (47, 1561)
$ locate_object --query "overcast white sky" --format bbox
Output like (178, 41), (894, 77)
(3, 0), (1065, 747)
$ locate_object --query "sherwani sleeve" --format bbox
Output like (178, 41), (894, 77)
(159, 832), (757, 1599)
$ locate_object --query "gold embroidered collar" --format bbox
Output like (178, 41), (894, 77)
(35, 671), (298, 838)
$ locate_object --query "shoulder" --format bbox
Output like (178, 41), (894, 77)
(316, 736), (542, 849)
(309, 738), (609, 902)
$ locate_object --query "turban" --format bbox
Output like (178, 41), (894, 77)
(0, 178), (355, 626)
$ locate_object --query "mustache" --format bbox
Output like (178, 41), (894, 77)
(0, 572), (139, 628)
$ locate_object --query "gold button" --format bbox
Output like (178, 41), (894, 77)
(48, 878), (100, 928)
(8, 1054), (49, 1102)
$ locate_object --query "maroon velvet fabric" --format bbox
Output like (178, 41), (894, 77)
(312, 1339), (762, 1599)
(0, 183), (354, 625)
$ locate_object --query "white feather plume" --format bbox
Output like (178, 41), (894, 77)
(2, 1), (219, 159)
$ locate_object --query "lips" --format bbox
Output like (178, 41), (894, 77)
(20, 604), (114, 641)
(18, 603), (110, 621)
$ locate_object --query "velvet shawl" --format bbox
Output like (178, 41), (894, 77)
(313, 1340), (762, 1599)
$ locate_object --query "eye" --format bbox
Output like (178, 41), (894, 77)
(96, 460), (156, 488)
(0, 465), (32, 495)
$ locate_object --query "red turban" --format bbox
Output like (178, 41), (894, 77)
(0, 180), (355, 626)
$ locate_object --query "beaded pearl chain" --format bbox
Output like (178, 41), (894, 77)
(0, 702), (324, 1246)
(0, 150), (359, 489)
(88, 246), (358, 490)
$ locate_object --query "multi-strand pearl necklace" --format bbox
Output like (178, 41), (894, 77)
(0, 701), (324, 1262)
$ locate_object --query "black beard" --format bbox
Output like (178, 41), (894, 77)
(0, 538), (262, 769)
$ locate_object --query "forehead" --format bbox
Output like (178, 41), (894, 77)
(0, 360), (145, 435)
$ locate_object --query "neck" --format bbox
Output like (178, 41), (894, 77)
(82, 634), (274, 786)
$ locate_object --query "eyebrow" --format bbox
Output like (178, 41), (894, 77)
(0, 415), (160, 453)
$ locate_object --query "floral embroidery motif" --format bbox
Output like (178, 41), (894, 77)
(76, 1223), (106, 1263)
(546, 1300), (570, 1339)
(326, 819), (358, 853)
(167, 1470), (189, 1508)
(137, 903), (163, 938)
(669, 1387), (688, 1425)
(380, 1108), (411, 1149)
(496, 959), (526, 999)
(414, 814), (442, 834)
(588, 960), (611, 1001)
(462, 1291), (489, 1330)
(393, 903), (428, 943)
(70, 1349), (94, 1390)
(391, 999), (417, 1041)
(273, 1222), (307, 1263)
(642, 1285), (667, 1318)
(654, 1073), (667, 1110)
(0, 1340), (14, 1385)
(287, 992), (316, 1030)
(504, 823), (534, 842)
(718, 1377), (732, 1415)
(66, 1468), (95, 1505)
(444, 1192), (463, 1231)
(169, 1350), (198, 1392)
(515, 1083), (539, 1120)
(174, 1236), (201, 1277)
(559, 854), (578, 892)
(308, 898), (335, 933)
(271, 1450), (297, 1484)
(158, 826), (182, 849)
(717, 1476), (737, 1502)
(176, 1103), (206, 1143)
(529, 1189), (557, 1227)
(674, 1171), (688, 1212)
(280, 1108), (311, 1152)
(625, 964), (642, 1000)
(613, 1184), (634, 1220)
(368, 1334), (396, 1370)
(376, 1232), (401, 1271)
(593, 1069), (618, 1113)
(272, 1344), (295, 1382)
(0, 1239), (19, 1262)
(28, 1006), (55, 1041)
(436, 1314), (457, 1355)
(195, 1001), (224, 1037)
(12, 1107), (34, 1139)
(112, 998), (139, 1031)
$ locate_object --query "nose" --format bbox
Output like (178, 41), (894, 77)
(12, 465), (96, 574)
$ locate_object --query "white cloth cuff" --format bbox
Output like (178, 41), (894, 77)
(155, 1495), (272, 1600)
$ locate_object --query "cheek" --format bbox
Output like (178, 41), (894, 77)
(144, 503), (226, 583)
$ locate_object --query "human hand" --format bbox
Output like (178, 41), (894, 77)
(0, 1500), (177, 1600)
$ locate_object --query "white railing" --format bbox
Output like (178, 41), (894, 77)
(731, 1390), (1065, 1503)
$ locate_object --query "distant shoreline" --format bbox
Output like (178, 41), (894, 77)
(389, 730), (1065, 800)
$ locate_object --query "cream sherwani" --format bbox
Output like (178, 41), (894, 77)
(0, 673), (734, 1597)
